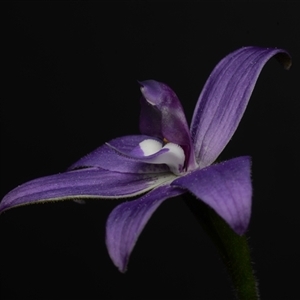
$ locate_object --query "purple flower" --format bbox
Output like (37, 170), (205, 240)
(0, 47), (291, 273)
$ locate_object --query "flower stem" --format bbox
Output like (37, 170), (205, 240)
(183, 195), (259, 300)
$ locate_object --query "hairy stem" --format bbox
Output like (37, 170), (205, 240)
(184, 195), (259, 300)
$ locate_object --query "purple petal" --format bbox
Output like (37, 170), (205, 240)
(171, 156), (252, 235)
(68, 135), (169, 173)
(107, 139), (185, 175)
(191, 47), (291, 168)
(139, 80), (197, 170)
(106, 184), (184, 272)
(0, 168), (176, 213)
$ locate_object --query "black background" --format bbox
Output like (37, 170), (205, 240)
(1, 2), (299, 299)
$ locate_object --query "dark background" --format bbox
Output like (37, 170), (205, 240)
(1, 2), (299, 299)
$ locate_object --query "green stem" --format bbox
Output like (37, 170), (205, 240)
(183, 195), (259, 300)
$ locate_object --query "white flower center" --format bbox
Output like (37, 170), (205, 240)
(139, 139), (185, 175)
(139, 139), (162, 155)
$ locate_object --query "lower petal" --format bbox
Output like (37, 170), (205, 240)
(171, 156), (252, 235)
(105, 184), (185, 272)
(0, 168), (175, 213)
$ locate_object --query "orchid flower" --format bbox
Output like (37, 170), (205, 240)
(0, 47), (291, 274)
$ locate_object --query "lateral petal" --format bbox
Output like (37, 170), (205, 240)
(191, 47), (291, 167)
(105, 184), (184, 272)
(0, 168), (175, 213)
(171, 156), (252, 235)
(68, 135), (169, 174)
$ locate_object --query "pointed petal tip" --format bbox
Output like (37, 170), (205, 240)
(115, 254), (130, 273)
(233, 224), (248, 236)
(106, 242), (129, 273)
(138, 80), (158, 92)
(137, 80), (144, 87)
(241, 46), (292, 69)
(119, 266), (128, 274)
(275, 51), (292, 70)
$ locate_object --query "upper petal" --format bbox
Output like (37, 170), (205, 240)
(68, 135), (169, 174)
(105, 184), (185, 272)
(139, 80), (197, 170)
(191, 47), (291, 167)
(0, 168), (175, 213)
(171, 156), (252, 235)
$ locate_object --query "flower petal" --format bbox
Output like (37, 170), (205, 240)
(107, 139), (185, 175)
(139, 80), (197, 170)
(0, 168), (175, 213)
(68, 135), (169, 174)
(105, 184), (184, 272)
(191, 47), (291, 168)
(171, 156), (252, 235)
